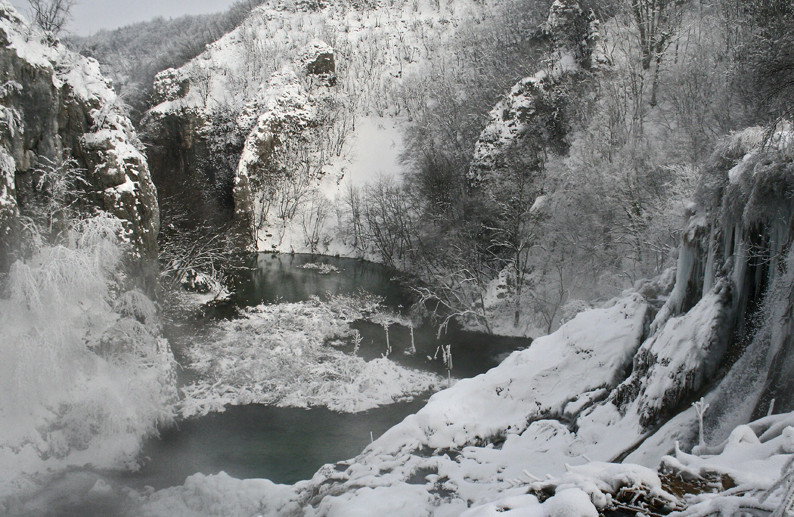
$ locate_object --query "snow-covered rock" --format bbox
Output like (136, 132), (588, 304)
(0, 1), (159, 262)
(468, 0), (599, 186)
(232, 42), (334, 247)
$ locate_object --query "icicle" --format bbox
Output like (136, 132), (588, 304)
(382, 322), (391, 356)
(693, 398), (710, 448)
(352, 329), (362, 354)
(703, 228), (716, 294)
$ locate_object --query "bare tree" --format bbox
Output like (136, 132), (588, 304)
(628, 0), (685, 105)
(26, 0), (76, 34)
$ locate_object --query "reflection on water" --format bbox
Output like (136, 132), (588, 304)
(216, 253), (412, 312)
(123, 399), (428, 489)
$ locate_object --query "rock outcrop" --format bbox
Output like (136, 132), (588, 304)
(232, 41), (336, 247)
(468, 0), (600, 186)
(0, 2), (159, 267)
(143, 38), (337, 248)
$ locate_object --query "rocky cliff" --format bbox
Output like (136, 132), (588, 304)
(140, 0), (490, 252)
(0, 2), (159, 268)
(144, 38), (337, 246)
(468, 0), (600, 186)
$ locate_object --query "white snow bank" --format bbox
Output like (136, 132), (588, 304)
(137, 472), (299, 517)
(374, 294), (647, 452)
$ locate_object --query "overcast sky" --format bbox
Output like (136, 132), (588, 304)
(10, 0), (241, 35)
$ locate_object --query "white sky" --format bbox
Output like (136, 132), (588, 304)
(9, 0), (241, 35)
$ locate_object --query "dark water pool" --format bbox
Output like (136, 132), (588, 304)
(14, 254), (530, 517)
(141, 254), (530, 489)
(120, 399), (429, 490)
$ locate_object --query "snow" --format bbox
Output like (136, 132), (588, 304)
(179, 294), (442, 416)
(310, 485), (435, 517)
(325, 116), (405, 189)
(296, 261), (341, 274)
(366, 294), (646, 451)
(138, 472), (300, 517)
(0, 215), (176, 509)
(660, 413), (794, 516)
(0, 149), (17, 220)
(242, 114), (409, 257)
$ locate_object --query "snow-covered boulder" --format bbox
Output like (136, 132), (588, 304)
(151, 67), (191, 105)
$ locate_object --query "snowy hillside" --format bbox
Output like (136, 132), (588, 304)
(142, 0), (513, 254)
(3, 0), (794, 514)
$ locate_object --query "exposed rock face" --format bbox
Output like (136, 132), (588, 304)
(468, 0), (600, 186)
(232, 43), (334, 247)
(144, 38), (337, 248)
(299, 39), (336, 83)
(0, 2), (159, 267)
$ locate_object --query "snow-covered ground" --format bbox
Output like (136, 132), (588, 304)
(250, 114), (409, 257)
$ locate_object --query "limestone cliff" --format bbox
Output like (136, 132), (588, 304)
(0, 2), (159, 268)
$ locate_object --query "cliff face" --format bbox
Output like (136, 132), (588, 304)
(144, 39), (337, 246)
(0, 2), (159, 267)
(468, 0), (600, 185)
